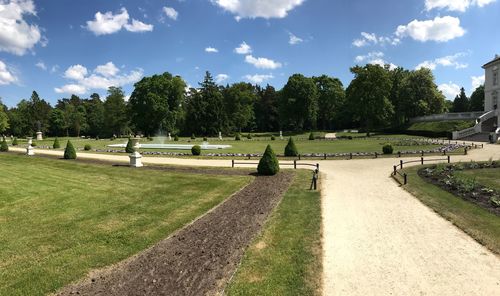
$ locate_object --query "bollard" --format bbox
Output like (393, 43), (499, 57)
(232, 159), (235, 168)
(294, 160), (297, 169)
(400, 159), (403, 169)
(447, 155), (451, 163)
(324, 153), (327, 160)
(393, 165), (397, 175)
(398, 151), (401, 158)
(403, 173), (407, 185)
(421, 150), (424, 157)
(350, 153), (353, 160)
(299, 154), (301, 160)
(375, 152), (378, 158)
(421, 157), (424, 165)
(316, 163), (320, 171)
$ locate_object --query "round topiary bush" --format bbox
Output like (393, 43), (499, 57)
(284, 137), (299, 157)
(31, 142), (37, 147)
(53, 137), (60, 149)
(84, 144), (92, 151)
(271, 135), (276, 141)
(174, 135), (179, 141)
(125, 138), (134, 153)
(0, 139), (8, 152)
(191, 145), (201, 156)
(191, 133), (196, 140)
(246, 133), (252, 139)
(309, 132), (315, 140)
(257, 145), (280, 176)
(12, 137), (18, 146)
(203, 137), (208, 141)
(235, 133), (241, 141)
(382, 143), (394, 154)
(64, 140), (77, 159)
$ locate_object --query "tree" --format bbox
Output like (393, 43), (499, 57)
(313, 75), (345, 130)
(254, 85), (280, 132)
(104, 87), (128, 136)
(280, 74), (318, 131)
(284, 137), (299, 157)
(469, 85), (485, 112)
(128, 72), (186, 136)
(257, 145), (280, 175)
(223, 82), (256, 132)
(388, 67), (410, 127)
(184, 72), (226, 135)
(452, 87), (469, 112)
(27, 91), (52, 134)
(346, 64), (394, 135)
(0, 100), (9, 134)
(64, 140), (77, 159)
(84, 93), (105, 137)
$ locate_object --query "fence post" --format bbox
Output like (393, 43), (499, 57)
(316, 163), (320, 171)
(400, 160), (403, 169)
(398, 151), (401, 158)
(403, 173), (407, 185)
(294, 160), (297, 169)
(299, 154), (301, 160)
(247, 154), (251, 160)
(443, 150), (446, 156)
(421, 150), (424, 157)
(421, 157), (424, 165)
(375, 152), (378, 158)
(232, 159), (234, 168)
(393, 165), (397, 175)
(324, 153), (326, 160)
(447, 155), (450, 163)
(350, 153), (352, 160)
(464, 147), (468, 155)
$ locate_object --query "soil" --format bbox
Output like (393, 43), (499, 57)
(56, 172), (294, 296)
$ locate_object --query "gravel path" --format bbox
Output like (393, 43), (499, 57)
(321, 143), (500, 296)
(324, 133), (336, 139)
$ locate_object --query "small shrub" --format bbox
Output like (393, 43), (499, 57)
(174, 135), (179, 141)
(247, 133), (252, 139)
(12, 138), (18, 146)
(191, 145), (201, 156)
(235, 133), (241, 141)
(309, 132), (315, 140)
(31, 142), (37, 147)
(203, 137), (208, 141)
(64, 140), (77, 159)
(284, 137), (299, 157)
(191, 133), (196, 140)
(53, 137), (61, 149)
(271, 135), (276, 141)
(382, 144), (393, 154)
(0, 139), (8, 152)
(257, 145), (280, 176)
(84, 144), (92, 151)
(125, 138), (134, 153)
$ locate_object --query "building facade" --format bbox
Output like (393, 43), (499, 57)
(482, 54), (500, 130)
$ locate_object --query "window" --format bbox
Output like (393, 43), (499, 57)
(493, 91), (498, 110)
(494, 71), (498, 86)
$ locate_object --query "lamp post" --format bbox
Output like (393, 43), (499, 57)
(129, 137), (143, 167)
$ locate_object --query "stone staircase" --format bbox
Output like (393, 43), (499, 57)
(460, 132), (491, 142)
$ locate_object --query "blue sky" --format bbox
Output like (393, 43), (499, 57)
(0, 0), (499, 107)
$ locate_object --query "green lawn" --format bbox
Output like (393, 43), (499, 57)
(11, 134), (443, 155)
(407, 120), (475, 133)
(0, 154), (251, 296)
(455, 167), (500, 189)
(226, 170), (322, 296)
(402, 166), (500, 254)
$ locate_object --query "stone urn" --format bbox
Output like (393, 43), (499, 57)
(26, 137), (35, 156)
(129, 137), (143, 167)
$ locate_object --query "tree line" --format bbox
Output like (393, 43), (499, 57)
(0, 64), (485, 137)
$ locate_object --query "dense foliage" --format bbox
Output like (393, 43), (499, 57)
(64, 140), (77, 159)
(257, 145), (280, 175)
(191, 145), (201, 156)
(0, 139), (8, 152)
(284, 137), (299, 157)
(53, 137), (60, 149)
(125, 138), (134, 153)
(382, 144), (393, 154)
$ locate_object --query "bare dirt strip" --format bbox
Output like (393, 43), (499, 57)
(56, 172), (294, 296)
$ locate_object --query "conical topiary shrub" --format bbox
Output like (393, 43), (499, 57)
(53, 137), (60, 149)
(284, 137), (299, 157)
(125, 138), (134, 153)
(64, 140), (77, 159)
(0, 139), (8, 152)
(309, 132), (315, 140)
(258, 145), (280, 176)
(12, 137), (18, 146)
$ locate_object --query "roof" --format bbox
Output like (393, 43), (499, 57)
(482, 55), (500, 68)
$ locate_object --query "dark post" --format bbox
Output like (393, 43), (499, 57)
(324, 153), (327, 160)
(294, 160), (297, 169)
(350, 153), (353, 160)
(400, 160), (403, 169)
(299, 154), (301, 160)
(398, 151), (401, 158)
(310, 169), (319, 190)
(464, 147), (468, 155)
(447, 155), (451, 163)
(375, 152), (378, 158)
(421, 150), (424, 157)
(421, 157), (424, 165)
(247, 154), (251, 160)
(403, 173), (407, 185)
(393, 165), (397, 175)
(316, 163), (320, 171)
(232, 159), (234, 168)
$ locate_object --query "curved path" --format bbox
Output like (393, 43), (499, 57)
(321, 144), (500, 296)
(9, 144), (500, 295)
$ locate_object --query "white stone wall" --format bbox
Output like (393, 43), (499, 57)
(484, 59), (500, 112)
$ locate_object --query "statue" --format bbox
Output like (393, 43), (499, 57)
(36, 120), (43, 140)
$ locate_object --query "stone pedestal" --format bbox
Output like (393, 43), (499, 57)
(26, 137), (35, 156)
(129, 138), (143, 167)
(168, 133), (172, 141)
(219, 131), (222, 140)
(280, 131), (283, 140)
(36, 131), (43, 141)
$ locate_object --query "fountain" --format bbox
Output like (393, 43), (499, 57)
(128, 137), (143, 167)
(26, 137), (35, 156)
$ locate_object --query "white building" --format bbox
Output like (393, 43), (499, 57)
(482, 54), (499, 128)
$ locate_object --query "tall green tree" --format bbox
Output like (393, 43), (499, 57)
(0, 100), (9, 134)
(469, 85), (485, 112)
(452, 87), (469, 112)
(184, 72), (226, 135)
(49, 108), (67, 136)
(104, 87), (128, 136)
(28, 91), (52, 133)
(346, 64), (394, 135)
(313, 75), (345, 130)
(128, 72), (186, 136)
(84, 93), (105, 137)
(388, 67), (410, 127)
(223, 82), (256, 132)
(254, 85), (280, 132)
(279, 74), (318, 130)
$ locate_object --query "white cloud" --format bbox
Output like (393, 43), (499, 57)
(163, 7), (178, 20)
(211, 0), (305, 19)
(215, 74), (229, 83)
(85, 8), (153, 35)
(0, 0), (43, 55)
(55, 62), (143, 95)
(245, 55), (282, 69)
(438, 82), (461, 100)
(234, 41), (252, 54)
(35, 61), (46, 70)
(94, 62), (119, 77)
(244, 74), (274, 84)
(471, 75), (485, 89)
(205, 47), (218, 53)
(416, 52), (468, 70)
(288, 32), (303, 45)
(354, 52), (397, 69)
(124, 19), (153, 32)
(396, 16), (465, 42)
(425, 0), (496, 12)
(352, 32), (400, 48)
(0, 59), (17, 85)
